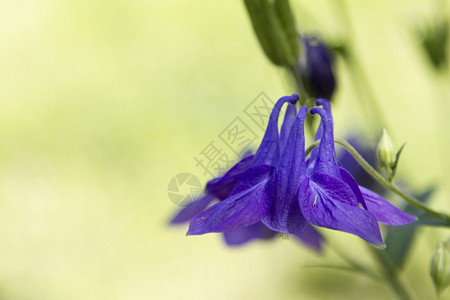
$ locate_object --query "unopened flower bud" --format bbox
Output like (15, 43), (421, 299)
(430, 239), (450, 295)
(377, 129), (396, 169)
(296, 35), (336, 100)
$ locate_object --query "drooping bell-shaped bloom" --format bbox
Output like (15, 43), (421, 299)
(185, 95), (414, 248)
(186, 95), (323, 250)
(172, 95), (324, 250)
(298, 99), (416, 247)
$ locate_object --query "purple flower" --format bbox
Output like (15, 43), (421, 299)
(172, 95), (324, 250)
(186, 96), (415, 248)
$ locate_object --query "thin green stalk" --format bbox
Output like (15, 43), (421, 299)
(303, 264), (381, 281)
(305, 140), (319, 157)
(328, 242), (382, 281)
(334, 138), (450, 223)
(386, 273), (413, 300)
(370, 248), (413, 300)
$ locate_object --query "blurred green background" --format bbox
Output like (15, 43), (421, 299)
(0, 0), (449, 299)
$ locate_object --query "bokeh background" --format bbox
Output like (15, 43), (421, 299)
(0, 0), (449, 299)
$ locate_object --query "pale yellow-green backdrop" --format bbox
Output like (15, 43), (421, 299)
(0, 0), (449, 299)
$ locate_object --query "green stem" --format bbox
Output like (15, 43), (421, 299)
(328, 241), (382, 281)
(334, 138), (450, 223)
(305, 140), (319, 157)
(371, 249), (413, 300)
(303, 264), (381, 281)
(387, 273), (413, 300)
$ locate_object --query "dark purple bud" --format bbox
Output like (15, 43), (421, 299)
(298, 36), (336, 100)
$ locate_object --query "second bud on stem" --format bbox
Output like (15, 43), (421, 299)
(377, 129), (405, 182)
